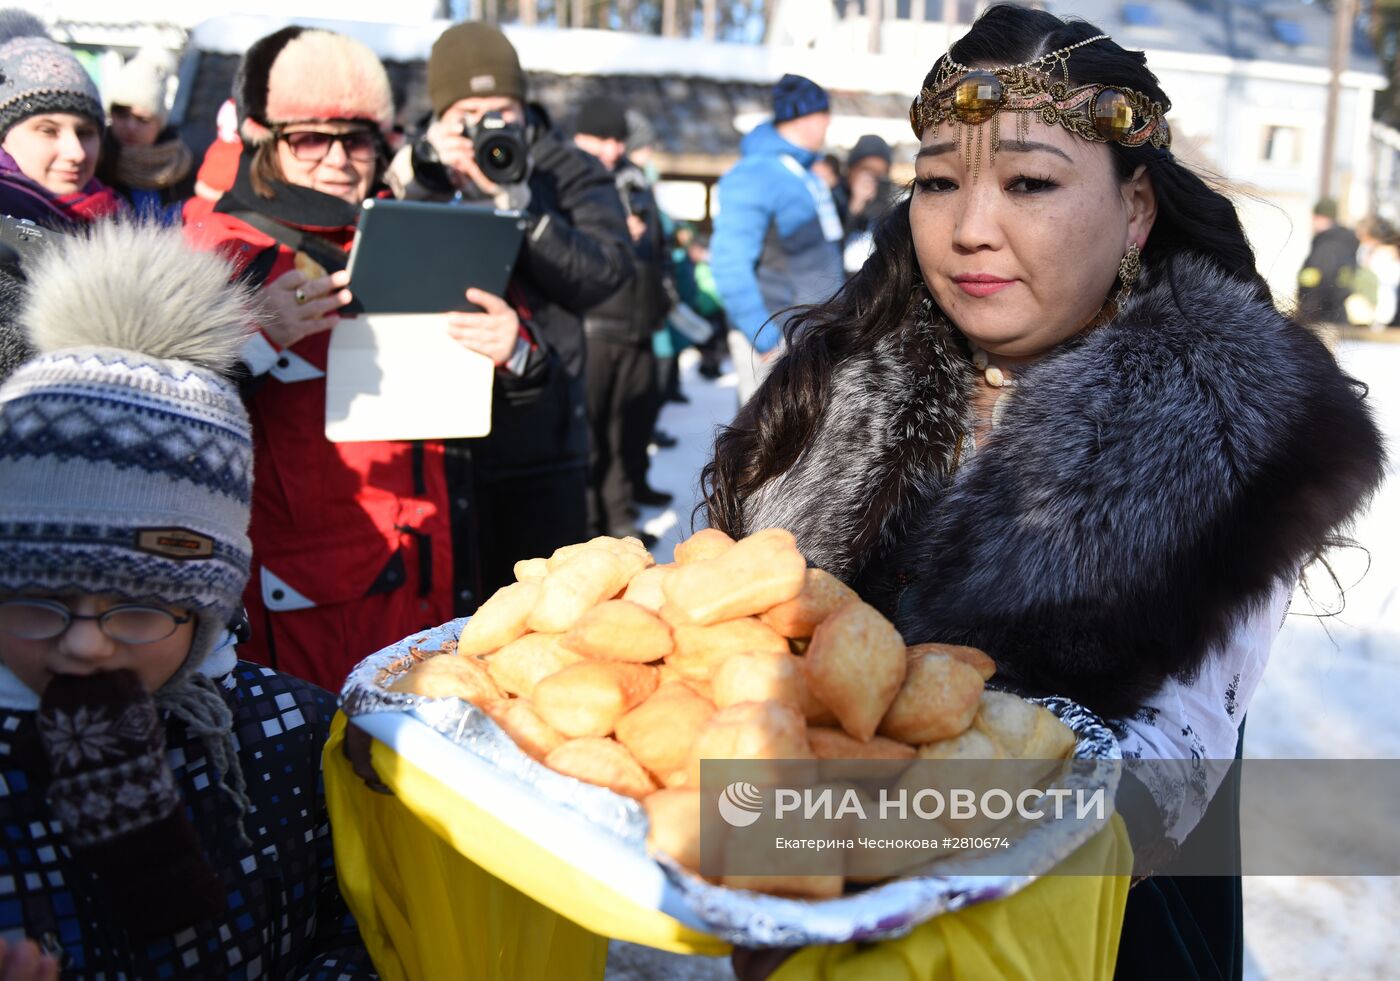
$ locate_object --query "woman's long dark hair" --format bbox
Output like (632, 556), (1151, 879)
(701, 4), (1272, 538)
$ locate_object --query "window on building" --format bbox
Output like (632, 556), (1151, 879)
(1261, 124), (1303, 166)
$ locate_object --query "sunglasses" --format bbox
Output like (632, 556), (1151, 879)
(278, 129), (381, 163)
(0, 598), (192, 645)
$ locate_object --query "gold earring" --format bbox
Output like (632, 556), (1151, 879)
(1114, 242), (1142, 308)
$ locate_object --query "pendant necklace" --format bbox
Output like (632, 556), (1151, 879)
(969, 344), (1018, 431)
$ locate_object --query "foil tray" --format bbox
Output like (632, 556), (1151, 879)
(341, 619), (1122, 948)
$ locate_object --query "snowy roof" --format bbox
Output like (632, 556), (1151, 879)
(176, 6), (1384, 163)
(1045, 0), (1382, 75)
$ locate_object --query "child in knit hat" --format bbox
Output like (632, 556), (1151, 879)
(0, 223), (375, 978)
(98, 49), (195, 223)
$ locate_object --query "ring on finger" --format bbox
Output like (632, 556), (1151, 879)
(294, 287), (308, 305)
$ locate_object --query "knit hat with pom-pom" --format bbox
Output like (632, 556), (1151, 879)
(0, 9), (104, 139)
(0, 222), (258, 828)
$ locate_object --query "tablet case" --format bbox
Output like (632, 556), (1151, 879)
(347, 199), (528, 314)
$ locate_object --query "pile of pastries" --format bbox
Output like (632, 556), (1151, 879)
(390, 528), (1075, 896)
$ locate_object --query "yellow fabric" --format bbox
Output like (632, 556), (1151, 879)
(323, 713), (724, 981)
(325, 712), (1129, 981)
(771, 816), (1132, 981)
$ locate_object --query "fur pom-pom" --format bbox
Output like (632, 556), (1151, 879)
(21, 222), (255, 373)
(0, 9), (49, 45)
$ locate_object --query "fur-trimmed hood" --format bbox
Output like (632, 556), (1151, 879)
(740, 254), (1386, 718)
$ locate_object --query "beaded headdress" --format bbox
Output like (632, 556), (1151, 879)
(909, 35), (1170, 176)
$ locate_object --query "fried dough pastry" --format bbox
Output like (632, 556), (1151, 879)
(808, 727), (916, 761)
(668, 618), (789, 680)
(562, 600), (673, 662)
(973, 691), (1076, 760)
(545, 737), (658, 800)
(759, 568), (858, 639)
(547, 535), (653, 571)
(390, 654), (503, 705)
(804, 601), (906, 742)
(685, 700), (814, 787)
(457, 580), (541, 655)
(528, 548), (648, 633)
(513, 557), (551, 583)
(616, 682), (716, 781)
(486, 632), (582, 697)
(710, 649), (807, 712)
(483, 698), (566, 759)
(657, 602), (694, 628)
(673, 528), (736, 565)
(621, 564), (673, 613)
(533, 660), (659, 737)
(917, 728), (1006, 760)
(662, 528), (806, 625)
(906, 642), (996, 681)
(879, 652), (984, 745)
(643, 788), (704, 871)
(657, 664), (712, 698)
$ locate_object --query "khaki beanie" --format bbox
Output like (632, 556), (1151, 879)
(428, 22), (526, 118)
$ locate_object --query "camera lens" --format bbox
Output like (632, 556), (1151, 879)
(488, 143), (514, 170)
(474, 127), (529, 185)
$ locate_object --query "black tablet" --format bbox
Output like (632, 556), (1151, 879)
(346, 198), (529, 314)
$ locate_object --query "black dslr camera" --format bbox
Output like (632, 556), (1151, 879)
(0, 215), (60, 274)
(465, 111), (529, 185)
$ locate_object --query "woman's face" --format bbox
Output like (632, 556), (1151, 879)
(109, 104), (163, 147)
(910, 115), (1156, 359)
(2, 113), (101, 195)
(274, 121), (378, 204)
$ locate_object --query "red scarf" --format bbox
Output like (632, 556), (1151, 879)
(55, 182), (125, 221)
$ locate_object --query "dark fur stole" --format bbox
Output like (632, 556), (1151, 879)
(740, 255), (1386, 718)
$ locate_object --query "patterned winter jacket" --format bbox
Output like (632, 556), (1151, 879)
(0, 662), (376, 979)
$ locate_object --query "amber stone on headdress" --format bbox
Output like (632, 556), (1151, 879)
(953, 72), (1005, 124)
(1092, 89), (1135, 140)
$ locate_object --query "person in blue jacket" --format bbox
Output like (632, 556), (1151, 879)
(710, 74), (844, 402)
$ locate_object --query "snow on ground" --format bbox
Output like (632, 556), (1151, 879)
(1242, 339), (1400, 981)
(607, 341), (1400, 980)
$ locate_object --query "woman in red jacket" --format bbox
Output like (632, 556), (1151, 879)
(187, 27), (520, 689)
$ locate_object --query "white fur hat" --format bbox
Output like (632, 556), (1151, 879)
(106, 50), (175, 122)
(235, 26), (394, 146)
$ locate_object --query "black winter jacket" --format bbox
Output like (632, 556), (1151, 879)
(395, 106), (635, 478)
(582, 160), (673, 347)
(1296, 224), (1360, 326)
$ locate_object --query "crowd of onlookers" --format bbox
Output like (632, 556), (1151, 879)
(0, 13), (905, 973)
(1296, 198), (1400, 332)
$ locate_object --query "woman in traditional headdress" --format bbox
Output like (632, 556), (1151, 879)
(707, 6), (1385, 977)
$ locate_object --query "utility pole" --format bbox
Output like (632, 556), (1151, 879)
(868, 0), (884, 53)
(703, 0), (718, 39)
(663, 0), (679, 36)
(1320, 0), (1358, 202)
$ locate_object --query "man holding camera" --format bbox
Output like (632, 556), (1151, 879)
(387, 22), (635, 603)
(572, 97), (674, 546)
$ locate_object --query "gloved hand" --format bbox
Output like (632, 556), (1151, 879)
(38, 670), (225, 940)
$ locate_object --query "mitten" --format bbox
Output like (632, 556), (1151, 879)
(37, 670), (226, 940)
